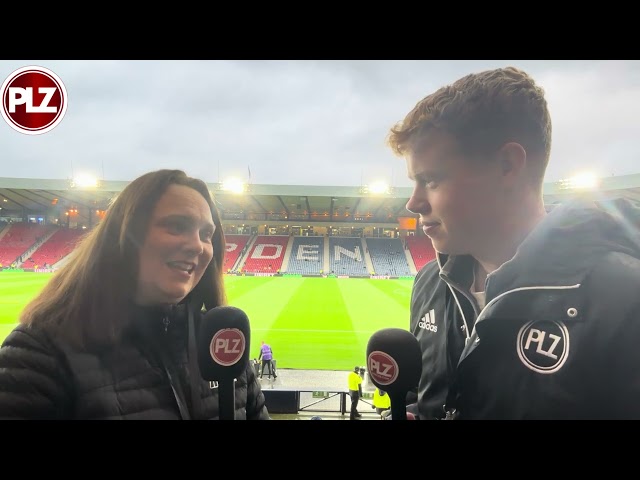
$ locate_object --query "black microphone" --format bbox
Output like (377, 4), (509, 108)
(366, 328), (422, 421)
(197, 305), (251, 420)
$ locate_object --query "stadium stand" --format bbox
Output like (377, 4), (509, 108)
(285, 236), (324, 274)
(329, 237), (369, 276)
(21, 227), (86, 269)
(241, 235), (289, 273)
(365, 237), (412, 276)
(223, 234), (251, 272)
(406, 235), (436, 272)
(0, 223), (53, 266)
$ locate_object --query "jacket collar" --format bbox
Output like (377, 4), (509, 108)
(437, 252), (475, 294)
(126, 301), (189, 334)
(435, 197), (640, 301)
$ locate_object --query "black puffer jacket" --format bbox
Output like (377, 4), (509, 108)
(0, 303), (270, 420)
(410, 197), (640, 419)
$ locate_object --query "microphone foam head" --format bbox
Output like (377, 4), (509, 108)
(366, 328), (422, 394)
(197, 305), (251, 381)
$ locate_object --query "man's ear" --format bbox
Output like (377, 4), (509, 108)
(498, 142), (527, 182)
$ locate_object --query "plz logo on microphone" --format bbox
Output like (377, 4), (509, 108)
(1, 65), (68, 135)
(209, 328), (246, 366)
(367, 351), (399, 386)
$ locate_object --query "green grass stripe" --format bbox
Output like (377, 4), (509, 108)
(0, 323), (18, 345)
(364, 278), (413, 309)
(0, 273), (51, 324)
(267, 277), (360, 370)
(227, 276), (303, 359)
(0, 274), (413, 370)
(224, 275), (275, 298)
(339, 278), (411, 368)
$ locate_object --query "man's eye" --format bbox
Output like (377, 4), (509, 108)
(416, 179), (438, 189)
(200, 231), (214, 242)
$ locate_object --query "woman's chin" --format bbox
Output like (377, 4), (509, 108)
(156, 288), (189, 305)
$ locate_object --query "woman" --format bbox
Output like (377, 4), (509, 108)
(0, 169), (270, 420)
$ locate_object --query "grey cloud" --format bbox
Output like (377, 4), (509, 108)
(0, 60), (638, 187)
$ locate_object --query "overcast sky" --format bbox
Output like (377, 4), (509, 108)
(1, 60), (639, 188)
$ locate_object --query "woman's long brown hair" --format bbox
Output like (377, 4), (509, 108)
(20, 169), (227, 350)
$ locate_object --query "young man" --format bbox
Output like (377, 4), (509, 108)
(386, 66), (640, 419)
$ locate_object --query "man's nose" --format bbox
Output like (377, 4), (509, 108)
(406, 192), (430, 215)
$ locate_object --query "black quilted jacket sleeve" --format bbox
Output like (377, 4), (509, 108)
(0, 325), (73, 419)
(242, 360), (271, 420)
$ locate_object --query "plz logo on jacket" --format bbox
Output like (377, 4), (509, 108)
(517, 320), (570, 374)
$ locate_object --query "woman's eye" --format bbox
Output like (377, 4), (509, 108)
(167, 222), (186, 234)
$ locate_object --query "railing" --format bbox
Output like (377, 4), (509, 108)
(262, 387), (374, 415)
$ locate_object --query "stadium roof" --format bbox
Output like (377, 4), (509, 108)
(1, 174), (639, 224)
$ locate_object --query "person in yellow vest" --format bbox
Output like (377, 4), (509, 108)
(348, 366), (363, 420)
(372, 387), (391, 418)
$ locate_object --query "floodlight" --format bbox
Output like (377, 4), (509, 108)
(221, 178), (246, 194)
(558, 172), (600, 190)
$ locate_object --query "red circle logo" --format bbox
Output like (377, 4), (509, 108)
(1, 65), (68, 135)
(209, 328), (246, 366)
(367, 351), (399, 386)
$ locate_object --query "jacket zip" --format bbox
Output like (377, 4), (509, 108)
(158, 312), (191, 419)
(439, 272), (477, 342)
(435, 254), (479, 343)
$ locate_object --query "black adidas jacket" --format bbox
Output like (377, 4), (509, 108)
(410, 198), (640, 419)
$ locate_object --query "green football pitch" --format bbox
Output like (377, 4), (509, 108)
(0, 272), (412, 370)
